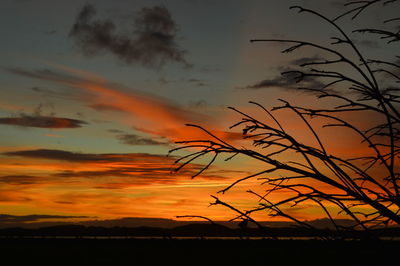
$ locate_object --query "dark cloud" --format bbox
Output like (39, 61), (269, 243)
(3, 148), (231, 185)
(31, 86), (87, 102)
(6, 68), (84, 85)
(3, 149), (174, 164)
(3, 149), (119, 162)
(54, 167), (175, 180)
(187, 78), (207, 87)
(45, 30), (57, 35)
(108, 128), (168, 146)
(289, 55), (324, 66)
(157, 77), (207, 87)
(0, 214), (91, 223)
(32, 86), (69, 99)
(330, 1), (347, 8)
(7, 67), (205, 126)
(241, 55), (328, 92)
(69, 3), (190, 68)
(0, 175), (40, 185)
(53, 166), (228, 185)
(199, 65), (222, 73)
(188, 99), (208, 109)
(0, 115), (87, 129)
(88, 103), (126, 113)
(353, 39), (380, 48)
(116, 133), (167, 146)
(7, 68), (94, 100)
(242, 71), (324, 91)
(157, 76), (174, 85)
(107, 129), (124, 134)
(242, 76), (292, 90)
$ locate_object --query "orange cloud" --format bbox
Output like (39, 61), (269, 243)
(5, 66), (388, 222)
(2, 148), (241, 187)
(0, 116), (87, 129)
(0, 147), (256, 220)
(7, 66), (241, 143)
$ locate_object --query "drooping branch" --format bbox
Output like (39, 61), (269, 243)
(334, 0), (400, 21)
(355, 28), (400, 43)
(170, 2), (400, 238)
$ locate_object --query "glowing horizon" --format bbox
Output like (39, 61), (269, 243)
(1, 0), (398, 225)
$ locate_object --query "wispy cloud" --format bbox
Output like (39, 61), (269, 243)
(2, 148), (234, 192)
(7, 66), (241, 143)
(0, 175), (42, 185)
(0, 115), (87, 129)
(187, 78), (207, 87)
(108, 129), (167, 146)
(242, 71), (324, 91)
(289, 55), (324, 66)
(69, 3), (190, 68)
(0, 214), (91, 223)
(0, 145), (250, 219)
(116, 133), (167, 146)
(88, 103), (126, 113)
(240, 55), (327, 92)
(4, 149), (120, 162)
(353, 39), (380, 49)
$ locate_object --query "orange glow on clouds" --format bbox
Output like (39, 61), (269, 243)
(8, 65), (241, 143)
(0, 148), (258, 220)
(2, 65), (387, 222)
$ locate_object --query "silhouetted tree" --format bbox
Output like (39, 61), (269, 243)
(171, 0), (400, 237)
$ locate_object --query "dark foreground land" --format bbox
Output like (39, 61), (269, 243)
(1, 238), (399, 266)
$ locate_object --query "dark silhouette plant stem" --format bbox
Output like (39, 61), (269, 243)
(171, 1), (400, 238)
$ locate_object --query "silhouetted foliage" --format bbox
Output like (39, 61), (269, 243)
(171, 0), (400, 238)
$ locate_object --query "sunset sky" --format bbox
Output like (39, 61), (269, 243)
(1, 0), (397, 225)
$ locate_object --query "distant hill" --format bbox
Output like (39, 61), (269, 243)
(0, 214), (368, 231)
(0, 215), (293, 229)
(172, 223), (233, 236)
(81, 217), (183, 228)
(1, 223), (400, 238)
